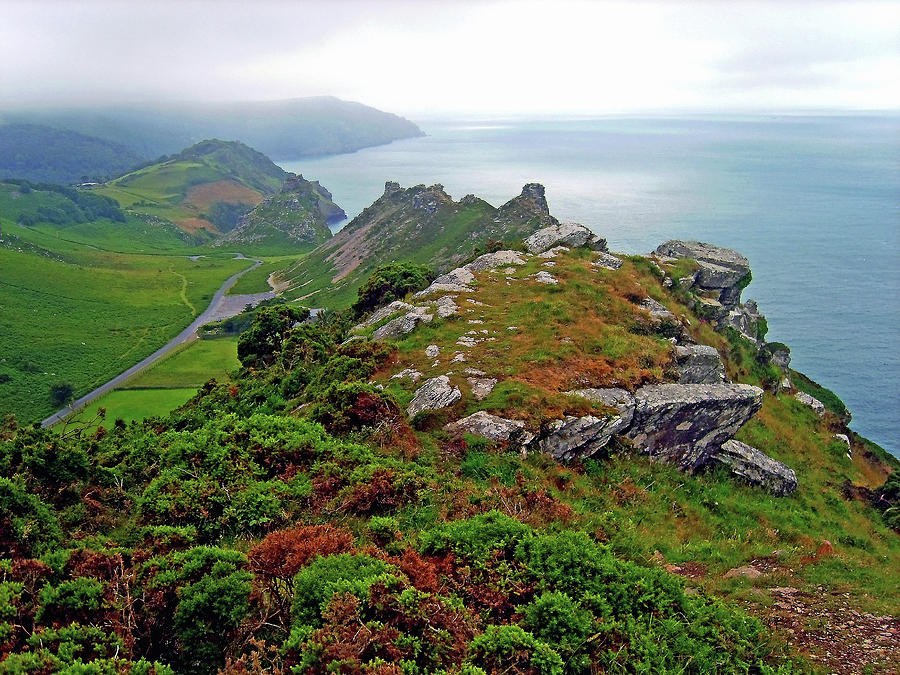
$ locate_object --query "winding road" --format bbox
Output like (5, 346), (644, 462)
(41, 255), (275, 428)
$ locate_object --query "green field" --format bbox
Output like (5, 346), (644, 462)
(0, 183), (254, 424)
(69, 337), (240, 425)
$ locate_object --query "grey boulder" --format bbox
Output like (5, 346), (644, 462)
(794, 391), (826, 416)
(445, 410), (534, 446)
(525, 222), (607, 254)
(407, 376), (462, 418)
(655, 240), (750, 309)
(464, 250), (527, 272)
(628, 383), (764, 470)
(372, 307), (433, 340)
(711, 439), (798, 496)
(675, 345), (725, 384)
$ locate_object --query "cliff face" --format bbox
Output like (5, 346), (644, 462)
(215, 174), (342, 252)
(276, 182), (560, 307)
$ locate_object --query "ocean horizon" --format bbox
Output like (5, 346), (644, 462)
(281, 113), (900, 456)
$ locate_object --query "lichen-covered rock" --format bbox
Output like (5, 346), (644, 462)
(794, 391), (826, 416)
(425, 344), (440, 359)
(362, 301), (415, 327)
(467, 377), (497, 401)
(655, 240), (751, 309)
(639, 297), (676, 321)
(628, 383), (764, 470)
(538, 246), (570, 259)
(445, 410), (533, 446)
(407, 376), (461, 418)
(539, 414), (630, 462)
(593, 251), (623, 270)
(464, 250), (527, 272)
(372, 307), (433, 340)
(675, 345), (725, 384)
(433, 295), (459, 318)
(391, 368), (423, 383)
(711, 440), (798, 496)
(525, 222), (607, 254)
(415, 267), (475, 297)
(531, 270), (558, 284)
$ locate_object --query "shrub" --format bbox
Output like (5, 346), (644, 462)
(465, 625), (563, 675)
(351, 263), (434, 318)
(419, 511), (532, 562)
(237, 305), (310, 369)
(522, 591), (593, 648)
(291, 553), (394, 629)
(308, 382), (402, 434)
(0, 478), (62, 557)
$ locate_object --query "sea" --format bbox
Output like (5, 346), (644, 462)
(280, 114), (900, 456)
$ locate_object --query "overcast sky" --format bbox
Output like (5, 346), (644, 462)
(1, 0), (897, 115)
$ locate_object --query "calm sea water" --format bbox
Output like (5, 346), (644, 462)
(280, 115), (900, 456)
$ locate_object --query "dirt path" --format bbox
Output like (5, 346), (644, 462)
(41, 255), (274, 428)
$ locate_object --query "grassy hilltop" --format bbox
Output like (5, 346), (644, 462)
(1, 188), (897, 674)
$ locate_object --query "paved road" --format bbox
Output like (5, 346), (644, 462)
(42, 255), (275, 428)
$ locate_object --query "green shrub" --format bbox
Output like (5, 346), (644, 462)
(420, 510), (532, 562)
(0, 478), (62, 557)
(237, 305), (310, 368)
(522, 591), (593, 649)
(291, 553), (393, 628)
(351, 263), (434, 318)
(465, 625), (563, 675)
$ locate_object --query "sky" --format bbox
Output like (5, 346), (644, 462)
(1, 0), (898, 116)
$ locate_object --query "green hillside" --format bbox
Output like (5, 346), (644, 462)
(0, 124), (144, 184)
(214, 174), (343, 255)
(95, 139), (287, 237)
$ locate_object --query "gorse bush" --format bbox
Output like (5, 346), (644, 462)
(351, 262), (434, 318)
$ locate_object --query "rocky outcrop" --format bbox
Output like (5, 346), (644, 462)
(675, 345), (725, 384)
(795, 391), (826, 416)
(639, 297), (676, 321)
(407, 376), (461, 418)
(362, 301), (414, 327)
(655, 240), (750, 309)
(445, 411), (533, 446)
(710, 440), (798, 496)
(415, 267), (475, 297)
(593, 251), (623, 270)
(495, 183), (560, 232)
(372, 307), (433, 340)
(627, 383), (764, 471)
(464, 250), (527, 272)
(216, 174), (340, 249)
(525, 222), (607, 254)
(539, 414), (630, 462)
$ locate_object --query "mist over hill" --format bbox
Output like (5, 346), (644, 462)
(1, 96), (424, 161)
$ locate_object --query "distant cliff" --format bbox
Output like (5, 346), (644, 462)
(215, 174), (343, 252)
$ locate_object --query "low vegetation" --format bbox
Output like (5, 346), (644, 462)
(2, 250), (896, 674)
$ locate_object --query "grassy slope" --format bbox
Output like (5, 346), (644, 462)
(0, 203), (252, 422)
(371, 248), (899, 616)
(278, 199), (499, 309)
(70, 337), (240, 424)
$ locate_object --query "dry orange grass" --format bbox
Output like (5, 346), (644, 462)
(175, 217), (220, 235)
(182, 180), (263, 212)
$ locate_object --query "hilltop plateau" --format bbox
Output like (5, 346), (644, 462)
(2, 182), (897, 674)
